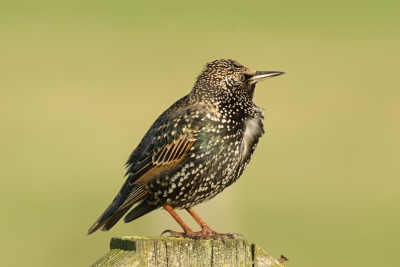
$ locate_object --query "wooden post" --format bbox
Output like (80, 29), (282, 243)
(90, 236), (287, 267)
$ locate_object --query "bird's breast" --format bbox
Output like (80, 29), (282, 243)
(240, 115), (264, 162)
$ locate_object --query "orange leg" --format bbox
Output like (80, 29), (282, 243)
(162, 204), (196, 237)
(162, 204), (242, 240)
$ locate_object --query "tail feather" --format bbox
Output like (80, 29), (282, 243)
(87, 203), (133, 235)
(124, 200), (157, 223)
(87, 175), (154, 235)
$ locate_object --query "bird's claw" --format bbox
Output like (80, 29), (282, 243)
(160, 229), (172, 236)
(161, 229), (187, 238)
(160, 229), (243, 240)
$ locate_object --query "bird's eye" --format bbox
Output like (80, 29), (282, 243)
(238, 74), (246, 82)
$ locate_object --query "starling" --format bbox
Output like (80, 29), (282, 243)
(87, 59), (284, 239)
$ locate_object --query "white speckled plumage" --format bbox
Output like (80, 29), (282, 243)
(87, 59), (284, 235)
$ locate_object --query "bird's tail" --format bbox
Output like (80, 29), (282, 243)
(86, 199), (134, 235)
(87, 173), (155, 235)
(124, 199), (157, 223)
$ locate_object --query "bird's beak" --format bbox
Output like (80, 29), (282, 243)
(249, 71), (285, 85)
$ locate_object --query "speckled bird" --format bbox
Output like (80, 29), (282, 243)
(87, 59), (284, 239)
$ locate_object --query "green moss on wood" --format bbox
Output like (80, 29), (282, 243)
(90, 236), (285, 267)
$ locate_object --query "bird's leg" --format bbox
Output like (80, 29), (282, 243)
(185, 207), (242, 240)
(162, 204), (242, 240)
(161, 204), (197, 238)
(185, 207), (213, 234)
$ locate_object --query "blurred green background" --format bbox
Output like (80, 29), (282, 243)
(1, 1), (399, 266)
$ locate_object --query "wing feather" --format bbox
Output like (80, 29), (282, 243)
(87, 97), (215, 234)
(106, 111), (199, 214)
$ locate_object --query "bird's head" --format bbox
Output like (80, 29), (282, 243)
(192, 59), (284, 104)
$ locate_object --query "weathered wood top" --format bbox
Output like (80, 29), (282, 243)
(90, 236), (287, 267)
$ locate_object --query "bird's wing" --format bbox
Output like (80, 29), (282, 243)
(87, 104), (204, 234)
(119, 107), (201, 208)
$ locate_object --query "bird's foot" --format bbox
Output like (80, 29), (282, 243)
(161, 205), (243, 240)
(161, 228), (243, 240)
